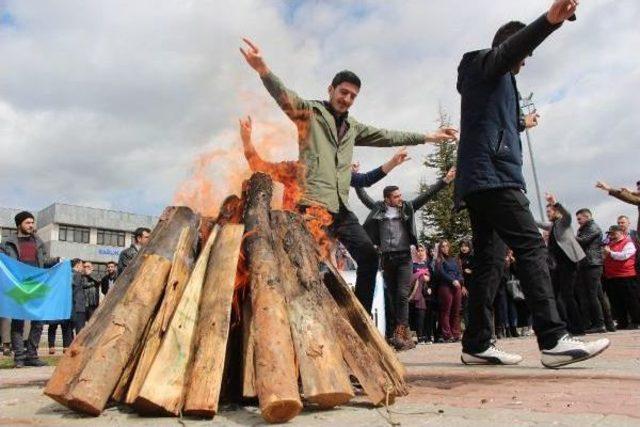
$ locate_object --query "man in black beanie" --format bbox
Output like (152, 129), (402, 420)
(0, 211), (58, 368)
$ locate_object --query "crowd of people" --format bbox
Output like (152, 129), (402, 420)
(397, 181), (640, 350)
(0, 219), (150, 368)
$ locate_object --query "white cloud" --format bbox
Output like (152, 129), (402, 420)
(0, 0), (637, 232)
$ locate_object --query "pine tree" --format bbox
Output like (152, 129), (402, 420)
(418, 108), (471, 249)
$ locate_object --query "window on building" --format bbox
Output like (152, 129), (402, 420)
(1, 227), (17, 241)
(58, 225), (90, 244)
(97, 229), (126, 247)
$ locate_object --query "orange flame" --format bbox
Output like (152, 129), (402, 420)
(301, 205), (335, 260)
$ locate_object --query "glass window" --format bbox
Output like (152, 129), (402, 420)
(58, 225), (90, 244)
(1, 228), (17, 240)
(97, 229), (126, 247)
(92, 262), (107, 279)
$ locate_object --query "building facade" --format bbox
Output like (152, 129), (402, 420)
(0, 204), (158, 278)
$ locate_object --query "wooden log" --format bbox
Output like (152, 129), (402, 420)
(276, 212), (391, 405)
(182, 224), (245, 417)
(270, 211), (353, 408)
(243, 172), (302, 423)
(241, 293), (257, 399)
(133, 226), (219, 415)
(43, 206), (199, 415)
(121, 225), (197, 404)
(323, 261), (408, 397)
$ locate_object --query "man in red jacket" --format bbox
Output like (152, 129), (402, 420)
(603, 225), (640, 329)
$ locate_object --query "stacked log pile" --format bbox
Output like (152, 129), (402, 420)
(44, 172), (407, 423)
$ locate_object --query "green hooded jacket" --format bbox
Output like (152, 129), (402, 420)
(261, 71), (426, 213)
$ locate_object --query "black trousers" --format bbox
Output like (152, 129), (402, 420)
(381, 251), (413, 328)
(47, 321), (74, 349)
(462, 189), (566, 353)
(605, 277), (640, 327)
(10, 319), (43, 362)
(552, 259), (584, 334)
(329, 204), (379, 314)
(576, 265), (605, 329)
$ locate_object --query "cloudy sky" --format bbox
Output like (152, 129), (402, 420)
(1, 0), (638, 231)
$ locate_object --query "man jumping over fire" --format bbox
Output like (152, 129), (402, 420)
(240, 38), (457, 314)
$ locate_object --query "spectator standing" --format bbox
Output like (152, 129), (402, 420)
(118, 227), (151, 275)
(70, 259), (87, 335)
(603, 225), (640, 329)
(575, 208), (614, 333)
(538, 194), (586, 335)
(0, 211), (58, 368)
(82, 261), (100, 321)
(100, 261), (118, 296)
(434, 240), (463, 343)
(1, 317), (9, 356)
(457, 240), (473, 328)
(495, 249), (520, 338)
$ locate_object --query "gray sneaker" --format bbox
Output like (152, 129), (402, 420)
(541, 334), (610, 369)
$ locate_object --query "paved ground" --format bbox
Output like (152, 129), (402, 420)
(1, 330), (639, 426)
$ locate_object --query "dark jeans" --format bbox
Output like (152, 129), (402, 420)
(495, 284), (518, 328)
(381, 251), (413, 328)
(47, 321), (74, 349)
(410, 305), (435, 340)
(605, 277), (640, 327)
(10, 319), (43, 362)
(328, 204), (379, 314)
(576, 265), (605, 329)
(462, 189), (567, 353)
(438, 284), (462, 339)
(598, 280), (615, 329)
(552, 259), (584, 334)
(72, 312), (87, 335)
(85, 305), (98, 322)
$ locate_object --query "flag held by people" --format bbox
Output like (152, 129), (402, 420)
(0, 253), (72, 320)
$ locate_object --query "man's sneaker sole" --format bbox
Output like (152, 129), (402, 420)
(541, 340), (610, 369)
(461, 354), (521, 365)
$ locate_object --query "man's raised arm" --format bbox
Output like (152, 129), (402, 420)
(240, 38), (310, 120)
(479, 0), (578, 80)
(354, 121), (458, 148)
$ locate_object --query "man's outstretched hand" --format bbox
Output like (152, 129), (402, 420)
(595, 181), (612, 192)
(240, 38), (269, 76)
(524, 111), (540, 129)
(547, 0), (579, 25)
(426, 126), (458, 143)
(443, 167), (456, 184)
(381, 147), (411, 174)
(239, 116), (252, 144)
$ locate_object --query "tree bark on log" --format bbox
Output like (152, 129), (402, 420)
(121, 225), (197, 404)
(323, 261), (408, 397)
(183, 224), (245, 417)
(133, 226), (219, 415)
(43, 206), (198, 415)
(275, 212), (392, 405)
(270, 211), (353, 408)
(243, 173), (302, 423)
(241, 293), (257, 399)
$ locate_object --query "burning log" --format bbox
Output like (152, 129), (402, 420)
(183, 223), (245, 417)
(270, 211), (354, 408)
(323, 261), (408, 398)
(243, 172), (303, 423)
(43, 206), (199, 415)
(44, 173), (408, 423)
(133, 225), (219, 415)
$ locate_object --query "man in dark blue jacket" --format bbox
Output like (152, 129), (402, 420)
(456, 0), (610, 368)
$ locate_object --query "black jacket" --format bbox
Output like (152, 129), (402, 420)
(100, 273), (117, 296)
(117, 244), (139, 275)
(355, 179), (446, 248)
(576, 219), (604, 267)
(72, 272), (86, 313)
(455, 14), (561, 207)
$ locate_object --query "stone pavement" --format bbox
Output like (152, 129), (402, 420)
(1, 330), (638, 426)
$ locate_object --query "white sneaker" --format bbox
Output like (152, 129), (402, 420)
(541, 334), (610, 369)
(461, 346), (523, 365)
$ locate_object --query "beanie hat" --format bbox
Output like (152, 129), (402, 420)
(14, 211), (35, 227)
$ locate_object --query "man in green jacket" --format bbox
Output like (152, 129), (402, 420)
(240, 38), (458, 313)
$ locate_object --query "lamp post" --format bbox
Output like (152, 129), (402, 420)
(520, 92), (545, 222)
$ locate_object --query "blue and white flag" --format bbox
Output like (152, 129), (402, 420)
(0, 253), (72, 320)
